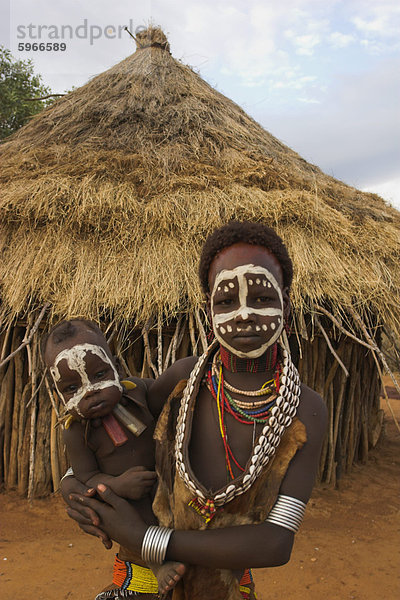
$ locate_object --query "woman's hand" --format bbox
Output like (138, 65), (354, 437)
(70, 484), (148, 553)
(60, 475), (112, 549)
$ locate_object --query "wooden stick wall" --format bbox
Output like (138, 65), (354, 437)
(298, 334), (382, 486)
(0, 317), (383, 497)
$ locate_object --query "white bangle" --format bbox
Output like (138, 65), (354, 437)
(141, 525), (173, 564)
(266, 494), (307, 533)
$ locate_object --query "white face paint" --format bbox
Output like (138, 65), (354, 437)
(49, 343), (123, 416)
(211, 264), (284, 358)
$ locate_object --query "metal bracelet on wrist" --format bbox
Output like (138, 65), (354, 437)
(141, 525), (173, 564)
(265, 494), (307, 533)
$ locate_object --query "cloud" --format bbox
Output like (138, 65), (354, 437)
(253, 55), (400, 194)
(350, 0), (400, 43)
(352, 12), (399, 37)
(160, 2), (332, 86)
(297, 96), (320, 104)
(3, 0), (399, 203)
(293, 33), (322, 55)
(271, 74), (317, 90)
(362, 177), (400, 210)
(360, 38), (388, 56)
(329, 32), (355, 48)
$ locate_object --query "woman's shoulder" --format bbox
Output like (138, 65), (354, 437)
(169, 355), (199, 378)
(297, 383), (328, 441)
(147, 355), (199, 418)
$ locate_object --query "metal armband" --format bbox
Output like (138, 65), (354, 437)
(141, 526), (173, 564)
(265, 494), (307, 533)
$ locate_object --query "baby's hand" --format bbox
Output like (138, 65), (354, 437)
(110, 466), (157, 500)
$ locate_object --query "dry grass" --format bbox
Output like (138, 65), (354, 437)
(0, 26), (399, 336)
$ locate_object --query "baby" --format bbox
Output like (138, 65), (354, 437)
(42, 319), (185, 598)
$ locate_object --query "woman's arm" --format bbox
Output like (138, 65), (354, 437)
(60, 474), (113, 549)
(72, 387), (327, 569)
(80, 483), (293, 567)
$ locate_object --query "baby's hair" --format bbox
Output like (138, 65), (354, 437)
(199, 221), (293, 294)
(41, 319), (105, 362)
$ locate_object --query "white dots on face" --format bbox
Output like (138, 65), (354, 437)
(237, 324), (252, 332)
(271, 322), (276, 330)
(211, 263), (284, 358)
(278, 317), (281, 323)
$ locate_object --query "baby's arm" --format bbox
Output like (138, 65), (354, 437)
(63, 423), (156, 500)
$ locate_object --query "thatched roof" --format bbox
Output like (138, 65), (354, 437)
(0, 26), (399, 335)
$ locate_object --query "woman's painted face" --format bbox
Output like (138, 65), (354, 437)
(208, 244), (287, 358)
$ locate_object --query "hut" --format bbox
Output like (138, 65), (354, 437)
(0, 27), (399, 498)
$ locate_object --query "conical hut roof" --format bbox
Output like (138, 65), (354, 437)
(1, 27), (399, 336)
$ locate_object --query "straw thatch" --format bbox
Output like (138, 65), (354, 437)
(0, 26), (399, 496)
(1, 26), (399, 329)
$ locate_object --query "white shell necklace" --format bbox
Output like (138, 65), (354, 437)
(175, 340), (301, 508)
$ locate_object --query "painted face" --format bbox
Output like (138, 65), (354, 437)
(49, 343), (122, 418)
(208, 244), (287, 359)
(211, 264), (284, 358)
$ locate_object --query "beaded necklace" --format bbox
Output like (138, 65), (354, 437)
(211, 351), (276, 397)
(206, 368), (278, 424)
(175, 340), (301, 522)
(206, 360), (280, 479)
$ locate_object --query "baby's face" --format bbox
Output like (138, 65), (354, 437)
(46, 331), (122, 419)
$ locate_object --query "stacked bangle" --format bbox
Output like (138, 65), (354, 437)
(265, 494), (307, 533)
(141, 525), (173, 564)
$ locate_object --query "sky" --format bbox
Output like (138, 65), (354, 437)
(1, 0), (399, 209)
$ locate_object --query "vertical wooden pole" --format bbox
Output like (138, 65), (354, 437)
(188, 312), (198, 356)
(27, 335), (38, 500)
(7, 329), (24, 488)
(157, 316), (163, 374)
(50, 407), (60, 491)
(17, 381), (31, 495)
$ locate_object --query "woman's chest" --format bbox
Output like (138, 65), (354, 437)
(188, 386), (261, 493)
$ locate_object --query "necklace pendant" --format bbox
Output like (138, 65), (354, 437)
(188, 497), (217, 523)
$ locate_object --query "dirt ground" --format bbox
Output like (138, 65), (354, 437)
(1, 391), (399, 599)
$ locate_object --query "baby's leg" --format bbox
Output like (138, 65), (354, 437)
(150, 561), (186, 596)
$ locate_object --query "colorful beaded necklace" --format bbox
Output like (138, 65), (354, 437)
(211, 350), (279, 397)
(206, 354), (281, 479)
(175, 339), (301, 522)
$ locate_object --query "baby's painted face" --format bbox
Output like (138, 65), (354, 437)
(208, 244), (286, 359)
(49, 343), (122, 418)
